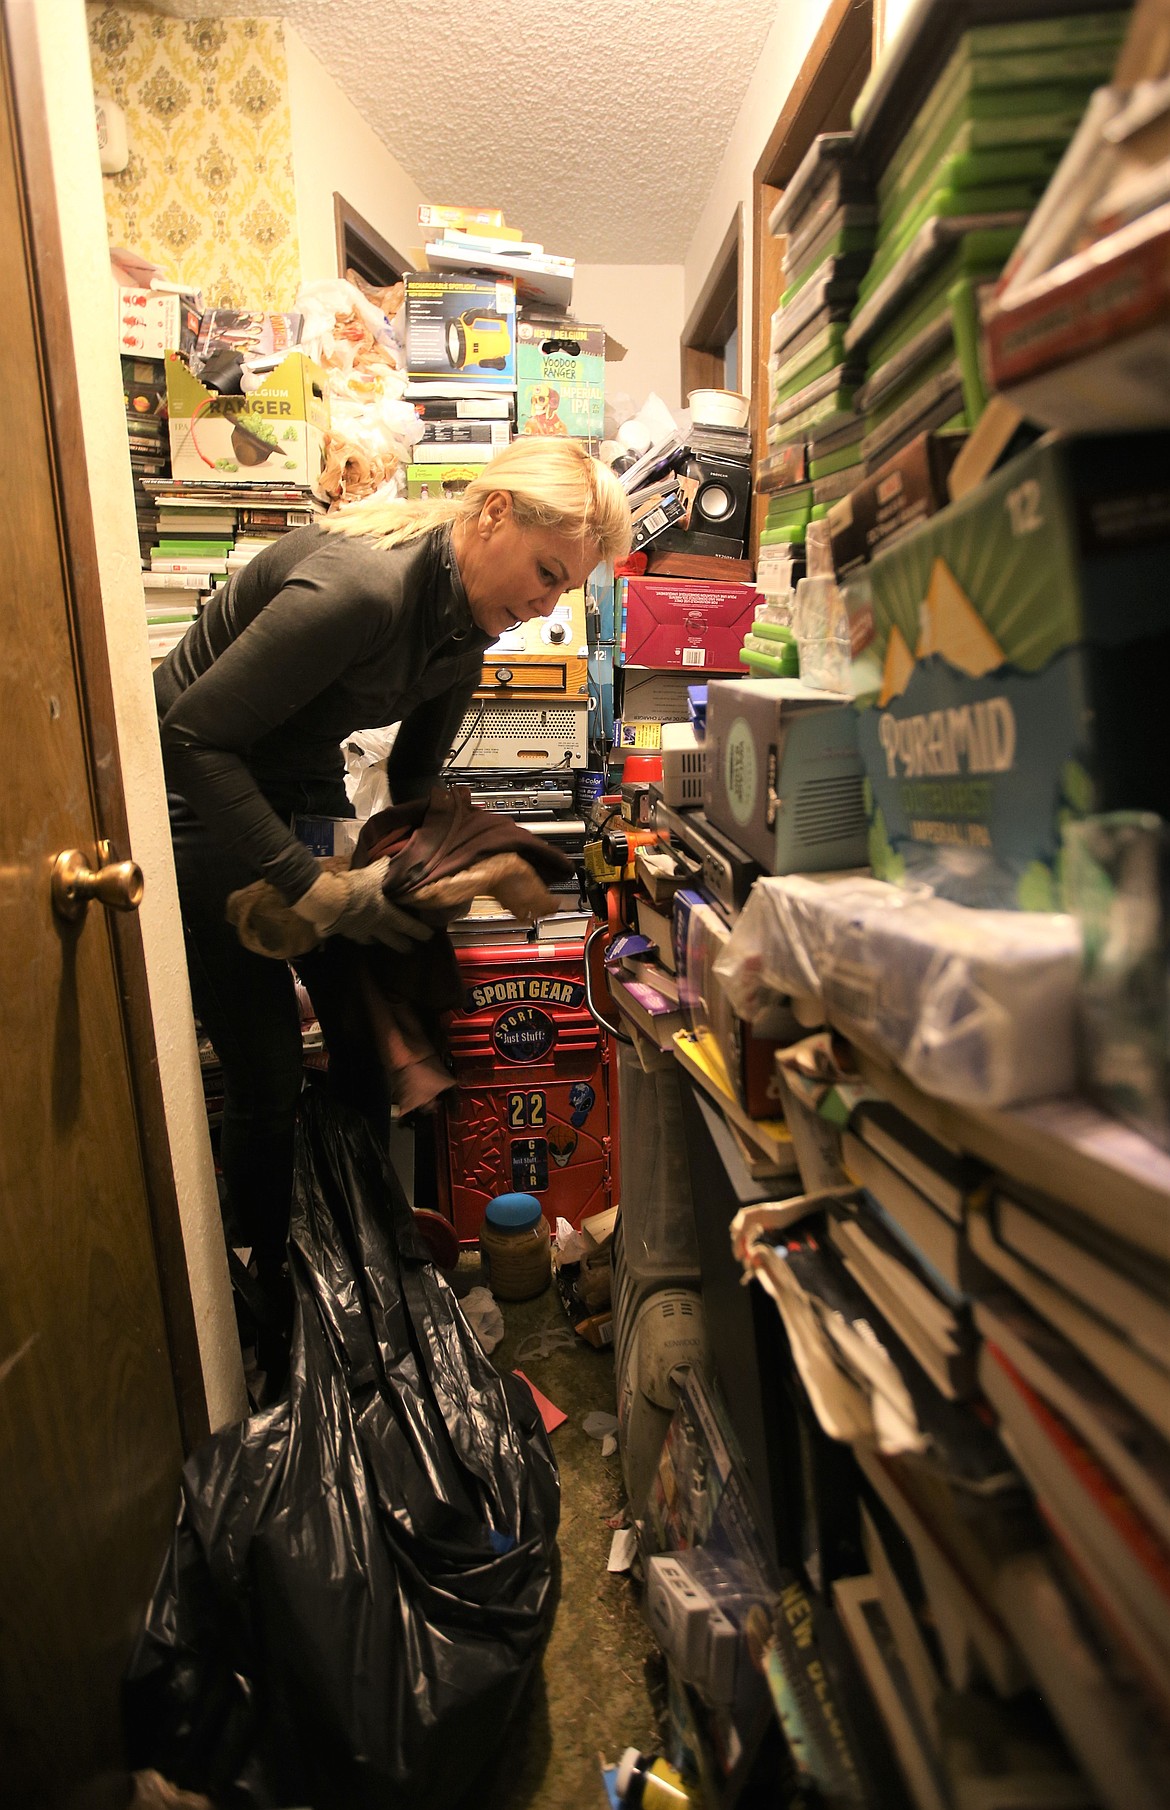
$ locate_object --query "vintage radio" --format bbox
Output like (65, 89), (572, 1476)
(446, 698), (590, 769)
(477, 588), (588, 696)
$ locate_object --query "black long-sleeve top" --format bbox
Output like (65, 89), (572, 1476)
(154, 522), (490, 902)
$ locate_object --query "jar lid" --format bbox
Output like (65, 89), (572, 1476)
(485, 1192), (542, 1230)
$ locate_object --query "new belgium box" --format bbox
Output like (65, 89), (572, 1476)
(850, 431), (1170, 909)
(165, 351), (329, 486)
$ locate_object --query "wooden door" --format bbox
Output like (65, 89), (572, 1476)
(0, 11), (186, 1805)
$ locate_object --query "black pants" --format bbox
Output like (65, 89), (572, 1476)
(169, 798), (389, 1273)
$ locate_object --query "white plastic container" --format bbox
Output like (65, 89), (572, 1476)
(687, 388), (750, 429)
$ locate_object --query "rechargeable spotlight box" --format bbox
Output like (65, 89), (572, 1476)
(851, 431), (1170, 908)
(404, 273), (517, 387)
(165, 350), (329, 486)
(516, 315), (605, 445)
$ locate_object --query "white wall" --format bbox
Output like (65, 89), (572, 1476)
(32, 0), (245, 1433)
(284, 22), (425, 283)
(684, 0), (834, 363)
(571, 263), (686, 419)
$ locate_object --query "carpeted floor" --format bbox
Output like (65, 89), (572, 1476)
(453, 1257), (661, 1810)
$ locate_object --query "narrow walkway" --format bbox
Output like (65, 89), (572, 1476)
(458, 1263), (661, 1810)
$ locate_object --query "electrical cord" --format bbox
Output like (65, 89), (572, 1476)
(444, 701), (485, 768)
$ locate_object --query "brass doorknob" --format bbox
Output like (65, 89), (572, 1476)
(51, 847), (144, 922)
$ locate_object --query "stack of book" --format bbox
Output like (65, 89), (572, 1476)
(762, 132), (875, 581)
(418, 202), (575, 312)
(142, 482), (322, 660)
(409, 392), (513, 491)
(845, 11), (1127, 479)
(741, 1021), (1170, 1810)
(121, 356), (170, 563)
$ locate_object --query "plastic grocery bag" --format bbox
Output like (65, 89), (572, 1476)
(124, 1089), (560, 1808)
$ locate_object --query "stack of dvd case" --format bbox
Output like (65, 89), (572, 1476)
(846, 10), (1127, 475)
(761, 133), (875, 584)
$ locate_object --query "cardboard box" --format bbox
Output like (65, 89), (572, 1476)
(827, 431), (964, 577)
(704, 677), (868, 873)
(165, 351), (328, 487)
(620, 577), (760, 670)
(516, 315), (605, 444)
(404, 272), (516, 387)
(406, 463), (485, 500)
(851, 431), (1170, 907)
(119, 289), (199, 359)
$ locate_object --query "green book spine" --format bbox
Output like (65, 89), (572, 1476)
(782, 227), (874, 304)
(965, 11), (1126, 57)
(809, 442), (864, 480)
(881, 104), (1088, 221)
(879, 49), (1099, 203)
(751, 619), (796, 644)
(155, 539), (234, 555)
(949, 275), (988, 425)
(862, 228), (1019, 370)
(865, 342), (959, 433)
(773, 322), (847, 393)
(760, 522), (808, 547)
(740, 644), (801, 677)
(862, 181), (1042, 304)
(773, 342), (853, 405)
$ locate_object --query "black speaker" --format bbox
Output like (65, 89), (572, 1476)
(671, 448), (752, 554)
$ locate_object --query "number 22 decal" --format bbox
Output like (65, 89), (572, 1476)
(507, 1090), (546, 1129)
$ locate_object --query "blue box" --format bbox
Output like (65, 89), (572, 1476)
(586, 561), (617, 644)
(589, 642), (615, 743)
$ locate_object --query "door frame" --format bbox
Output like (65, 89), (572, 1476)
(5, 1), (207, 1450)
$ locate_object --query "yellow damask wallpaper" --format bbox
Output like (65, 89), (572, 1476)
(87, 5), (300, 309)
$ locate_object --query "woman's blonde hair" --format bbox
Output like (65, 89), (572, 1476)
(322, 435), (632, 564)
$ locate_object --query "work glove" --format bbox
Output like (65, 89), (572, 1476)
(291, 856), (433, 953)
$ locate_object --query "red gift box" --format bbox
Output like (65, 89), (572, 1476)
(620, 576), (760, 670)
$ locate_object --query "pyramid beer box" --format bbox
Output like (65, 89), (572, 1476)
(848, 431), (1170, 908)
(164, 351), (329, 487)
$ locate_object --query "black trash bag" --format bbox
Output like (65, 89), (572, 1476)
(124, 1088), (560, 1808)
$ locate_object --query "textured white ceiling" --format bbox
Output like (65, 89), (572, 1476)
(151, 0), (782, 261)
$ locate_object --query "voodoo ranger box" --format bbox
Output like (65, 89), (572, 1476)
(848, 431), (1170, 908)
(516, 315), (605, 445)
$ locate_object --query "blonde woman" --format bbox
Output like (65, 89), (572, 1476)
(155, 438), (630, 1368)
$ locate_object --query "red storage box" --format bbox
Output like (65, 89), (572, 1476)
(620, 576), (760, 670)
(437, 943), (617, 1244)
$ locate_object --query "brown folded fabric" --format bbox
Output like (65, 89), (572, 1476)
(226, 786), (578, 1114)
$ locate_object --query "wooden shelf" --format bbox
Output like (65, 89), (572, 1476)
(848, 1038), (1170, 1263)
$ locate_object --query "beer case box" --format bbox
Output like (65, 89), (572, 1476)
(404, 273), (517, 387)
(165, 351), (329, 486)
(516, 316), (605, 444)
(119, 289), (200, 359)
(620, 577), (761, 671)
(850, 431), (1170, 909)
(704, 677), (869, 874)
(406, 463), (486, 500)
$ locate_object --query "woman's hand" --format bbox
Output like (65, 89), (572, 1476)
(292, 858), (433, 952)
